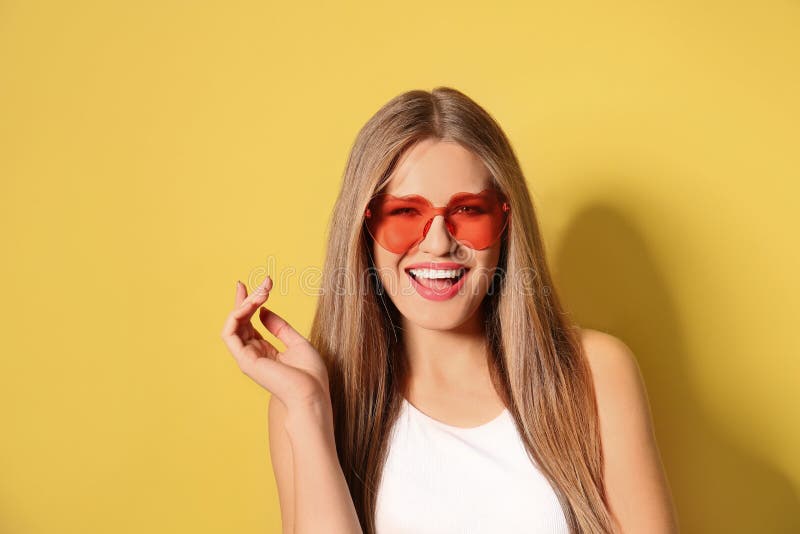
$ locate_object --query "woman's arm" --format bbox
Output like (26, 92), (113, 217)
(581, 328), (680, 534)
(275, 396), (363, 534)
(221, 277), (363, 534)
(268, 395), (296, 534)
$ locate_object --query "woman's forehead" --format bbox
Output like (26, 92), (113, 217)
(382, 139), (493, 202)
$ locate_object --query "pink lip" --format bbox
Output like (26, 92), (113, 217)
(404, 262), (470, 302)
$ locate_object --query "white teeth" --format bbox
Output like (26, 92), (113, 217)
(408, 268), (465, 279)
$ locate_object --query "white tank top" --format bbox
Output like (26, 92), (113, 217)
(374, 398), (570, 534)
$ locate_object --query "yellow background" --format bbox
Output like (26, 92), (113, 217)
(1, 1), (798, 532)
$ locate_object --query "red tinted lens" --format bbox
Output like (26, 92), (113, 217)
(445, 190), (509, 250)
(365, 189), (509, 254)
(365, 195), (433, 254)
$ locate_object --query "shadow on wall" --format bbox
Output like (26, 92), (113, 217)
(552, 198), (800, 534)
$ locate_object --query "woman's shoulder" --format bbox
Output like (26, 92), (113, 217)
(578, 327), (639, 379)
(576, 333), (679, 531)
(577, 327), (650, 435)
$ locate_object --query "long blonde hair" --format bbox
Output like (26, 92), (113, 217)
(309, 87), (618, 534)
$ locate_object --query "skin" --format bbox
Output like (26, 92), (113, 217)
(221, 137), (679, 533)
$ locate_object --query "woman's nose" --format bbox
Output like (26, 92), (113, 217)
(418, 215), (455, 255)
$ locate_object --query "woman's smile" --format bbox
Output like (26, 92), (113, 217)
(404, 261), (470, 301)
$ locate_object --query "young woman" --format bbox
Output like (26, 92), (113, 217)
(221, 87), (679, 534)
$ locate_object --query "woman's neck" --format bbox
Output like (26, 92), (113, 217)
(400, 308), (493, 394)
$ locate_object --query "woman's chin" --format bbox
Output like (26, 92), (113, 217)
(397, 305), (479, 332)
(412, 317), (464, 331)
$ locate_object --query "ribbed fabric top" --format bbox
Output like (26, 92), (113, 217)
(374, 398), (569, 534)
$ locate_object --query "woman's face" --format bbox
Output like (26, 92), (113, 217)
(369, 138), (504, 331)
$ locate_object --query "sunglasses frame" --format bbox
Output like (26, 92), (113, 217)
(363, 188), (511, 253)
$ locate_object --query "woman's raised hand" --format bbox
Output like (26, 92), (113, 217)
(220, 276), (331, 411)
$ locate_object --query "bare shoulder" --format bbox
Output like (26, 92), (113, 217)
(580, 328), (637, 374)
(578, 328), (680, 533)
(579, 328), (653, 450)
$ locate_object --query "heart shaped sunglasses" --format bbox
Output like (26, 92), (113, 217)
(364, 188), (511, 254)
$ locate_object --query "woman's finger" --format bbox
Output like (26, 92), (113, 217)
(221, 276), (273, 360)
(259, 306), (307, 349)
(234, 340), (275, 378)
(257, 336), (280, 359)
(221, 320), (245, 357)
(234, 280), (247, 307)
(257, 307), (283, 354)
(230, 275), (273, 321)
(222, 308), (265, 354)
(222, 276), (272, 339)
